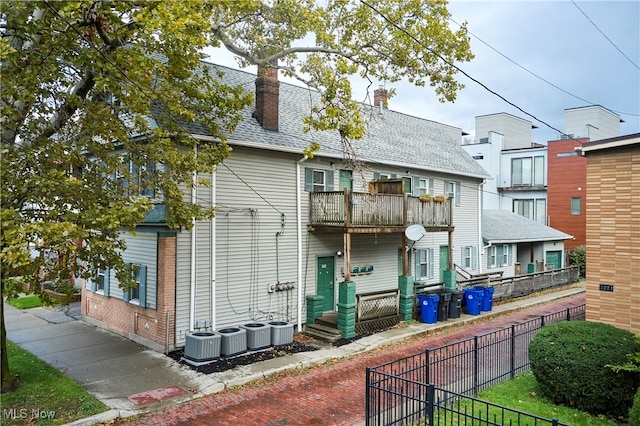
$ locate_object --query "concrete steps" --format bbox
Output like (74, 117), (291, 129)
(304, 312), (342, 343)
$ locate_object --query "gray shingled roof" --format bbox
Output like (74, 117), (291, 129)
(482, 210), (573, 243)
(184, 62), (490, 179)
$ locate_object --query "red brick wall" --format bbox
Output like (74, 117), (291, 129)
(547, 138), (588, 249)
(82, 234), (177, 352)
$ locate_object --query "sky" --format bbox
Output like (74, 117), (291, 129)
(205, 1), (640, 143)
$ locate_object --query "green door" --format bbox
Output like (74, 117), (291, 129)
(546, 251), (562, 270)
(339, 169), (353, 190)
(439, 245), (449, 282)
(317, 256), (335, 311)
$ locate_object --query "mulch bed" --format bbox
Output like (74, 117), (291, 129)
(167, 341), (319, 374)
(166, 323), (401, 374)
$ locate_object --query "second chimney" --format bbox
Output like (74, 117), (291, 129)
(374, 87), (388, 112)
(254, 63), (280, 131)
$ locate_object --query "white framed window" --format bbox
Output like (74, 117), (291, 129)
(488, 246), (497, 268)
(90, 268), (110, 296)
(512, 156), (544, 187)
(96, 269), (106, 292)
(513, 199), (533, 220)
(313, 170), (326, 192)
(415, 248), (434, 280)
(418, 178), (428, 196)
(502, 244), (509, 266)
(444, 180), (461, 206)
(461, 246), (477, 270)
(464, 247), (472, 268)
(124, 264), (146, 307)
(305, 168), (334, 192)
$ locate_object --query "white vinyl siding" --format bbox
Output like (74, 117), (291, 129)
(113, 230), (158, 309)
(173, 146), (485, 346)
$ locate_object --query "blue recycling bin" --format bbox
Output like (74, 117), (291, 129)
(417, 294), (440, 324)
(474, 286), (495, 311)
(463, 289), (482, 315)
(482, 287), (495, 311)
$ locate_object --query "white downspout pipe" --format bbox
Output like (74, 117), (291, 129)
(296, 155), (308, 332)
(210, 170), (216, 329)
(478, 181), (485, 274)
(189, 148), (197, 331)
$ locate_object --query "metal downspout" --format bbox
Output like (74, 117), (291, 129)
(189, 148), (197, 331)
(211, 170), (216, 329)
(478, 180), (485, 274)
(296, 155), (308, 332)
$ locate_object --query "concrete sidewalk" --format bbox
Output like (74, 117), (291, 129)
(4, 285), (585, 426)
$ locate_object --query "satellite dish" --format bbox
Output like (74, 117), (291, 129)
(405, 224), (427, 242)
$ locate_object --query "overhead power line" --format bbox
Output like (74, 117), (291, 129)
(359, 0), (575, 139)
(571, 0), (640, 71)
(448, 16), (640, 118)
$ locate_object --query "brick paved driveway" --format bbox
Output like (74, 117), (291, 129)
(119, 294), (585, 426)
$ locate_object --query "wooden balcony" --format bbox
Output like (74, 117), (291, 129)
(308, 190), (453, 234)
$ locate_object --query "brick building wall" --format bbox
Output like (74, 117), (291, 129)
(585, 144), (639, 333)
(547, 138), (588, 249)
(82, 233), (177, 352)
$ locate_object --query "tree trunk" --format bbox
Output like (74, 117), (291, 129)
(1, 295), (14, 392)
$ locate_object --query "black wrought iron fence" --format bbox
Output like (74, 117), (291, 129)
(365, 304), (586, 425)
(365, 375), (570, 426)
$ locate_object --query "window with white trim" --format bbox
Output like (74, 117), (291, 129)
(313, 170), (326, 192)
(488, 246), (497, 268)
(512, 156), (544, 187)
(502, 244), (509, 266)
(305, 168), (334, 192)
(461, 246), (477, 270)
(463, 246), (472, 268)
(415, 248), (434, 280)
(444, 180), (461, 206)
(418, 178), (428, 196)
(124, 264), (146, 307)
(513, 198), (546, 224)
(96, 269), (106, 292)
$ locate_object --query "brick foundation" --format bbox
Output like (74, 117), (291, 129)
(82, 234), (177, 352)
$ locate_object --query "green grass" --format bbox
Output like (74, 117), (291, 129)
(7, 295), (42, 309)
(1, 340), (109, 425)
(475, 371), (619, 425)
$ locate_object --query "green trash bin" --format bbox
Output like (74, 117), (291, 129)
(527, 263), (536, 274)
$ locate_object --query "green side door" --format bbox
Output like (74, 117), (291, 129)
(339, 169), (353, 190)
(317, 256), (335, 311)
(546, 250), (562, 270)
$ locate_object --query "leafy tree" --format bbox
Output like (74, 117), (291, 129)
(568, 245), (586, 278)
(0, 0), (473, 392)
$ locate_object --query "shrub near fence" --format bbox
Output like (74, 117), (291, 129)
(365, 304), (586, 426)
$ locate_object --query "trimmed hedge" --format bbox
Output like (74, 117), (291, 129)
(529, 321), (639, 417)
(630, 387), (640, 426)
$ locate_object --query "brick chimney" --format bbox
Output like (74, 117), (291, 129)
(254, 63), (280, 131)
(374, 86), (388, 112)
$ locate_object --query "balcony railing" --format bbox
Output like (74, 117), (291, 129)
(309, 190), (452, 229)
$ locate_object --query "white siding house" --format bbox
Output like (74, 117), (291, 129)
(84, 64), (490, 351)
